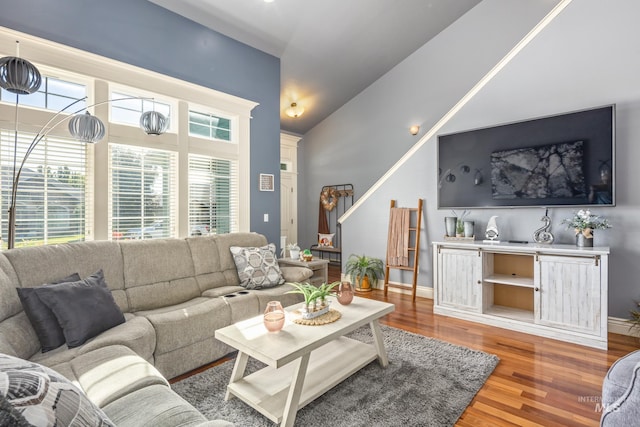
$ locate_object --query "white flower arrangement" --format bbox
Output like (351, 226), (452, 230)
(562, 209), (611, 238)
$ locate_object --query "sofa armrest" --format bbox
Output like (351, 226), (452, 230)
(280, 266), (313, 283)
(601, 359), (640, 426)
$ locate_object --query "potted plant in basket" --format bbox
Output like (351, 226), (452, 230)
(344, 254), (385, 292)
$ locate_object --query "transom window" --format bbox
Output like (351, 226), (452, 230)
(1, 76), (86, 112)
(188, 110), (232, 142)
(110, 91), (172, 130)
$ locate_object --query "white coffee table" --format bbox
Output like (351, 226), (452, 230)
(215, 296), (395, 427)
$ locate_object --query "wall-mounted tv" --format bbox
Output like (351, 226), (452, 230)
(437, 105), (615, 209)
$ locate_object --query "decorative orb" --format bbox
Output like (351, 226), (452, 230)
(140, 111), (168, 135)
(445, 173), (456, 183)
(0, 56), (42, 95)
(68, 112), (105, 143)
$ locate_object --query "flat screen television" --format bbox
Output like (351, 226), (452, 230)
(437, 105), (615, 209)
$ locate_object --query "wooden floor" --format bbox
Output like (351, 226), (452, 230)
(172, 264), (638, 426)
(330, 266), (638, 426)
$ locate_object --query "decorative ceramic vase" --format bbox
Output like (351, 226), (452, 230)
(576, 232), (594, 247)
(464, 221), (474, 238)
(336, 281), (354, 305)
(445, 217), (457, 237)
(289, 249), (300, 260)
(263, 301), (285, 332)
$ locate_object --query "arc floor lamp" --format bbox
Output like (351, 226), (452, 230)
(0, 41), (168, 249)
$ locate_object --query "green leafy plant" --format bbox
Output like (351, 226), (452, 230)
(286, 281), (338, 310)
(344, 254), (384, 290)
(630, 302), (640, 333)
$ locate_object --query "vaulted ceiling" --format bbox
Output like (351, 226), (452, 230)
(148, 0), (481, 134)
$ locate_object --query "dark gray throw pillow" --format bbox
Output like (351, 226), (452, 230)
(34, 270), (125, 348)
(16, 273), (82, 352)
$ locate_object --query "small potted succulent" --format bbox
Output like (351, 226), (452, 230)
(286, 243), (300, 260)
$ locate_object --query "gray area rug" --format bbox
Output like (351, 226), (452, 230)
(172, 325), (499, 427)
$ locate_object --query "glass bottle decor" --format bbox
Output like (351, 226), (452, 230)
(336, 281), (354, 305)
(263, 301), (285, 332)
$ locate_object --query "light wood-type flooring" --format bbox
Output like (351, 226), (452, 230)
(172, 263), (638, 426)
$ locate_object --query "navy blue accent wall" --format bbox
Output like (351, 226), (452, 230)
(0, 0), (281, 244)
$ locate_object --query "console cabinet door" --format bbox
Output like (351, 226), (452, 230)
(436, 247), (481, 312)
(534, 254), (601, 335)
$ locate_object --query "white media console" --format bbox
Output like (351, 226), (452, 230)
(432, 241), (609, 349)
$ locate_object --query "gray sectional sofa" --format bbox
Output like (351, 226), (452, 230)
(0, 232), (311, 426)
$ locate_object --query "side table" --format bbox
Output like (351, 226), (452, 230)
(278, 258), (330, 286)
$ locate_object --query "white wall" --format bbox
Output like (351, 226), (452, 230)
(301, 0), (640, 318)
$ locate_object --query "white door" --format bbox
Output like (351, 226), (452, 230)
(280, 172), (296, 248)
(436, 247), (482, 312)
(534, 254), (601, 335)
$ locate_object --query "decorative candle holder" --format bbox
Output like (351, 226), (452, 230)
(336, 281), (354, 305)
(263, 301), (285, 332)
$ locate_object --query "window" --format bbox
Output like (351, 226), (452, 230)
(188, 110), (232, 142)
(0, 28), (254, 246)
(1, 77), (86, 112)
(109, 144), (177, 240)
(110, 91), (171, 130)
(188, 154), (238, 235)
(0, 130), (90, 246)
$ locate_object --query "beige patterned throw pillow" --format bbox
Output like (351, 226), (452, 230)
(230, 243), (285, 289)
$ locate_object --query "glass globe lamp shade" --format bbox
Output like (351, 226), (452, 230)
(285, 102), (304, 118)
(140, 111), (168, 135)
(0, 56), (42, 95)
(68, 111), (106, 143)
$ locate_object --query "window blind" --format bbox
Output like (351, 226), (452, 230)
(0, 130), (91, 247)
(188, 154), (238, 235)
(109, 143), (177, 240)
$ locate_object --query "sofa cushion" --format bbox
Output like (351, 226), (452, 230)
(230, 243), (285, 289)
(252, 284), (305, 311)
(30, 314), (155, 369)
(103, 384), (231, 427)
(3, 241), (128, 313)
(35, 270), (125, 348)
(63, 345), (168, 408)
(0, 353), (114, 426)
(120, 239), (200, 311)
(136, 297), (231, 355)
(16, 273), (81, 352)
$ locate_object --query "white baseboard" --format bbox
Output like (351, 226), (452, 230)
(608, 317), (639, 337)
(341, 274), (638, 339)
(340, 274), (433, 299)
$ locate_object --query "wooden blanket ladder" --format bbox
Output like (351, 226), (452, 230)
(384, 199), (423, 302)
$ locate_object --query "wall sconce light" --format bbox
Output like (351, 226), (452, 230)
(409, 125), (420, 135)
(285, 102), (304, 118)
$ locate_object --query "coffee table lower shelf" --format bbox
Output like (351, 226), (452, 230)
(226, 337), (377, 424)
